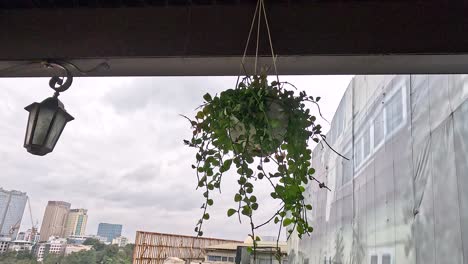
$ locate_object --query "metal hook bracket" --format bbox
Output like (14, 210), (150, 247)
(44, 61), (73, 94)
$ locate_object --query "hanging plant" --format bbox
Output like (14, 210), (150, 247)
(182, 0), (345, 258)
(183, 73), (336, 251)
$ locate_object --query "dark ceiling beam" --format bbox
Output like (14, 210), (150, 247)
(1, 1), (468, 76)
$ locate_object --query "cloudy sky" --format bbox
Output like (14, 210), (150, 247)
(0, 75), (352, 242)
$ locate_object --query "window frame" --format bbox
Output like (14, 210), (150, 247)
(353, 81), (407, 175)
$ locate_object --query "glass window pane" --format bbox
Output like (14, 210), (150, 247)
(32, 107), (55, 145)
(370, 255), (378, 264)
(363, 128), (370, 159)
(382, 255), (391, 264)
(386, 88), (403, 134)
(374, 110), (384, 147)
(45, 112), (66, 149)
(342, 151), (353, 184)
(355, 138), (362, 169)
(25, 104), (38, 145)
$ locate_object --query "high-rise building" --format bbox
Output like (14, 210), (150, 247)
(97, 223), (122, 242)
(39, 201), (70, 242)
(64, 209), (88, 237)
(0, 188), (27, 239)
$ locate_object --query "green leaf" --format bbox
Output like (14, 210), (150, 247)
(196, 111), (204, 119)
(305, 204), (312, 210)
(308, 168), (316, 174)
(207, 199), (214, 206)
(283, 218), (293, 227)
(297, 224), (304, 234)
(234, 194), (242, 202)
(246, 247), (253, 254)
(238, 177), (247, 185)
(203, 213), (210, 220)
(203, 93), (212, 102)
(251, 203), (258, 210)
(227, 209), (237, 217)
(316, 97), (321, 102)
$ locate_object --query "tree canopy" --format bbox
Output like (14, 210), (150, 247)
(0, 242), (134, 264)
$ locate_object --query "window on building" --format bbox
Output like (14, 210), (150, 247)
(370, 255), (378, 264)
(208, 256), (223, 261)
(342, 151), (353, 185)
(336, 160), (344, 188)
(362, 128), (370, 160)
(382, 254), (391, 264)
(374, 110), (384, 148)
(222, 257), (228, 262)
(354, 138), (362, 169)
(385, 88), (403, 135)
(228, 257), (235, 262)
(258, 258), (270, 264)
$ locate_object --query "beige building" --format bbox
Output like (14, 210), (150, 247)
(39, 201), (71, 241)
(64, 209), (88, 237)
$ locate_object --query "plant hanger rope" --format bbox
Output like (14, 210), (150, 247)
(236, 0), (279, 88)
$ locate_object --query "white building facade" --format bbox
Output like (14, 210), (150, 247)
(0, 237), (11, 254)
(34, 236), (67, 261)
(112, 236), (128, 247)
(289, 75), (468, 264)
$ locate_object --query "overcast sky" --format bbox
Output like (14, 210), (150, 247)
(0, 75), (352, 242)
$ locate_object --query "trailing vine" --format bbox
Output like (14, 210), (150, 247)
(183, 74), (333, 258)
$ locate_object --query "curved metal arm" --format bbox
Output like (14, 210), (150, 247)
(46, 62), (73, 93)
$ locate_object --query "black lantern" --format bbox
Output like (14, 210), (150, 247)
(24, 62), (74, 156)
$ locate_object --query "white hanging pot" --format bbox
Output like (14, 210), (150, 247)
(229, 97), (288, 156)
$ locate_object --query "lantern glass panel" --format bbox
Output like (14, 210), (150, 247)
(24, 104), (39, 146)
(32, 106), (56, 146)
(45, 110), (67, 149)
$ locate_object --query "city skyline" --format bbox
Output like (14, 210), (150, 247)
(0, 193), (123, 242)
(0, 76), (352, 242)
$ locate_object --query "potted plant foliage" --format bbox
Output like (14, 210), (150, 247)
(183, 73), (335, 254)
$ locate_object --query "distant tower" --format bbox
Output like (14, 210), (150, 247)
(64, 209), (88, 237)
(97, 223), (122, 242)
(39, 201), (70, 241)
(0, 188), (28, 239)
